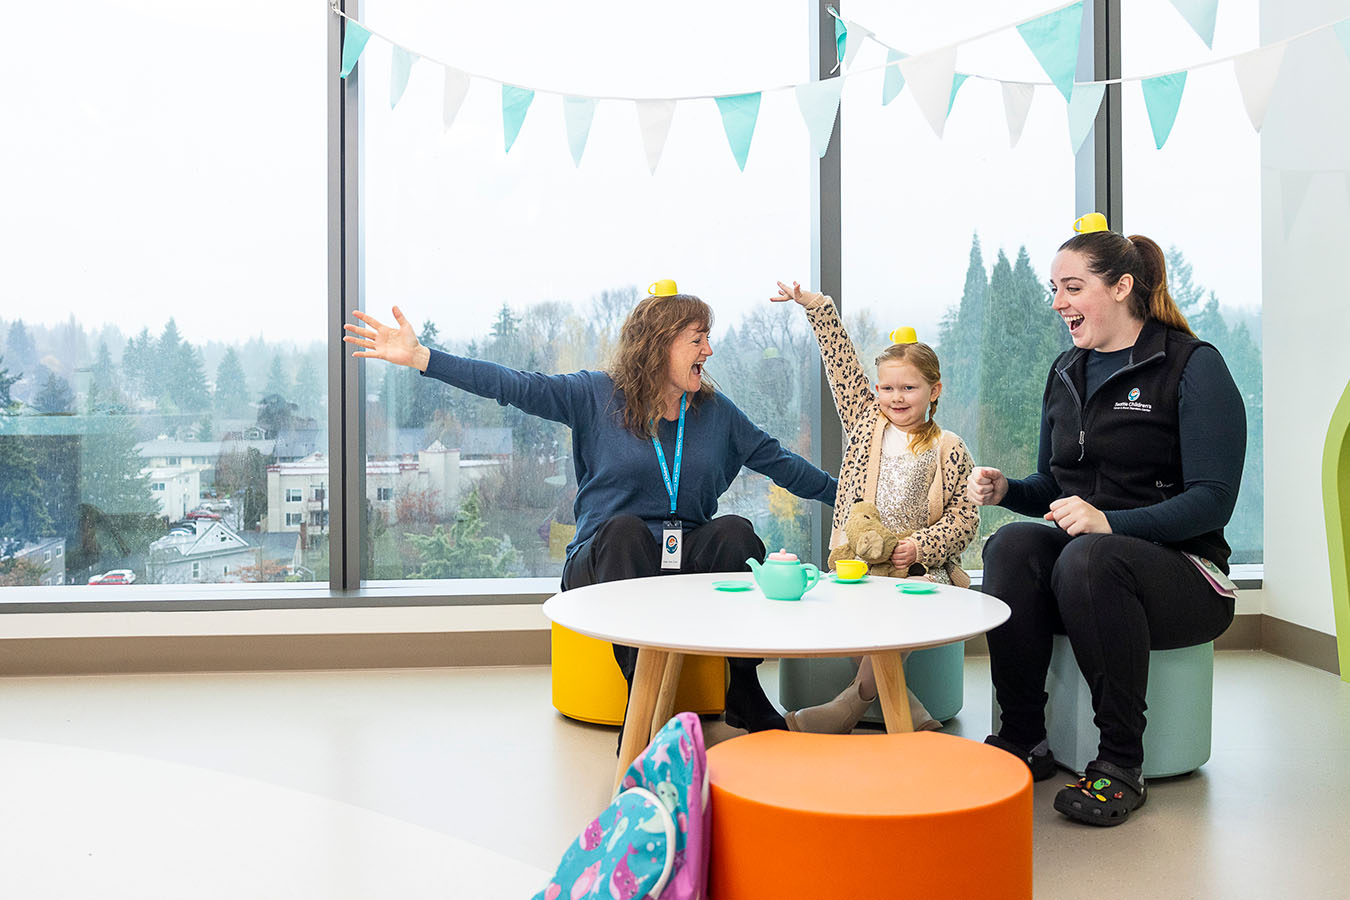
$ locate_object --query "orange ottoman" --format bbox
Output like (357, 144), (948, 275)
(707, 731), (1032, 900)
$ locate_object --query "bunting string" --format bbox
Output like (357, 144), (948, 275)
(330, 0), (1350, 166)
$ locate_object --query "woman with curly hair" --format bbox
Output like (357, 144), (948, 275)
(345, 284), (837, 735)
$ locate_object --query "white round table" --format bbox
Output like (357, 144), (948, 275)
(542, 571), (1010, 788)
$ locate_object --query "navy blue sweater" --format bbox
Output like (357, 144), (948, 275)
(422, 350), (837, 560)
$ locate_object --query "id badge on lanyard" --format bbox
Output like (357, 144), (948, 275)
(653, 395), (687, 571)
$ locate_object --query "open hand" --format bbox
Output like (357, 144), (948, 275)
(770, 280), (827, 309)
(343, 306), (431, 372)
(1045, 495), (1111, 536)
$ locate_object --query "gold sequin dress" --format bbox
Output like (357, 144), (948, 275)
(874, 426), (953, 584)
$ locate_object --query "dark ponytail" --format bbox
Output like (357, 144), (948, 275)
(1058, 231), (1195, 337)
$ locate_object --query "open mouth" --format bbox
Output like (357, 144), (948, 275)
(1064, 314), (1085, 333)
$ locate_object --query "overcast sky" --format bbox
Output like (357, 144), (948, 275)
(1, 0), (1259, 353)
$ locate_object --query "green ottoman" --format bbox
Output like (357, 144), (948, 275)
(778, 642), (965, 726)
(993, 635), (1214, 778)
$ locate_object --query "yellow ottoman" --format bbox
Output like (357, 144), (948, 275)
(550, 623), (726, 726)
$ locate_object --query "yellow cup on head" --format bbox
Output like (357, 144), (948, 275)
(888, 326), (918, 345)
(648, 278), (679, 297)
(1073, 212), (1109, 234)
(835, 559), (868, 580)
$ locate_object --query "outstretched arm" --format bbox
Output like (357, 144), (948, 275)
(343, 307), (432, 372)
(770, 280), (875, 432)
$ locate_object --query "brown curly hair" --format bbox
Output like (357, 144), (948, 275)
(608, 293), (717, 437)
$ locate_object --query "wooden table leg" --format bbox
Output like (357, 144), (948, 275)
(650, 652), (686, 739)
(870, 651), (914, 734)
(615, 647), (668, 793)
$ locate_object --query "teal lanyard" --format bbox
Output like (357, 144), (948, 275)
(651, 394), (687, 517)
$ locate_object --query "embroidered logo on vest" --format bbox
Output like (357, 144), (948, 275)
(1114, 386), (1153, 413)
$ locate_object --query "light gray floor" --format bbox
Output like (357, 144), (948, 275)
(1, 651), (1347, 897)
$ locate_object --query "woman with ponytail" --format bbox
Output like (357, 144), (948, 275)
(770, 281), (979, 734)
(967, 217), (1246, 827)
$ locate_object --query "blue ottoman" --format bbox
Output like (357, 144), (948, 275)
(778, 642), (965, 726)
(992, 635), (1214, 778)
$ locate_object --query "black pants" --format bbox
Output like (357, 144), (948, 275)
(983, 522), (1234, 769)
(561, 514), (767, 686)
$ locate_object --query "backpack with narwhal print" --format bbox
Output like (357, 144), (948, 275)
(532, 712), (710, 900)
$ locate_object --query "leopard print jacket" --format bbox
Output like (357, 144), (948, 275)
(804, 295), (979, 587)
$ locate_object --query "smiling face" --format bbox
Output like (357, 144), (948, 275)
(665, 322), (712, 402)
(1050, 249), (1144, 351)
(875, 360), (940, 432)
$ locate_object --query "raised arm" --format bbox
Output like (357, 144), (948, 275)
(344, 307), (591, 428)
(770, 281), (875, 432)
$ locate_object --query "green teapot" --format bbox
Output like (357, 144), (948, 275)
(746, 549), (821, 601)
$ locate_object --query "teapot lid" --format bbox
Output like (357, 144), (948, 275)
(766, 549), (799, 562)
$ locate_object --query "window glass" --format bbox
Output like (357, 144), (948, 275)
(356, 1), (817, 581)
(1121, 0), (1263, 562)
(840, 0), (1079, 568)
(0, 2), (327, 591)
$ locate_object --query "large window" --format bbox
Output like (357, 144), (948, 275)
(1122, 0), (1263, 563)
(841, 0), (1080, 568)
(0, 1), (328, 590)
(355, 1), (819, 583)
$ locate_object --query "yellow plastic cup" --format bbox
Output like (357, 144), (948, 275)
(1073, 212), (1109, 234)
(835, 559), (868, 580)
(888, 326), (918, 344)
(647, 278), (679, 297)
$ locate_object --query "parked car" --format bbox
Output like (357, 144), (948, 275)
(88, 569), (136, 585)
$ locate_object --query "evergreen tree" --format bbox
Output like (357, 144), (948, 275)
(0, 437), (53, 542)
(32, 367), (74, 414)
(5, 320), (37, 379)
(122, 328), (156, 400)
(0, 355), (18, 409)
(86, 341), (124, 414)
(213, 347), (251, 419)
(153, 319), (185, 402)
(170, 342), (211, 414)
(257, 394), (300, 438)
(937, 234), (988, 459)
(293, 356), (325, 423)
(80, 417), (157, 518)
(405, 488), (521, 578)
(263, 355), (291, 401)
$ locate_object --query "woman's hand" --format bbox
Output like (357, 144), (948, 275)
(770, 280), (827, 309)
(343, 306), (431, 372)
(891, 538), (918, 570)
(1045, 496), (1112, 536)
(967, 466), (1008, 506)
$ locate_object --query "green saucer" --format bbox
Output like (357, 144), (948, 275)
(830, 574), (868, 584)
(897, 582), (938, 594)
(712, 580), (753, 591)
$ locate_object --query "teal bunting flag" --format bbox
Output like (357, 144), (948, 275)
(502, 85), (535, 153)
(1336, 19), (1350, 58)
(339, 21), (372, 79)
(948, 73), (969, 115)
(795, 78), (844, 158)
(1141, 72), (1187, 149)
(715, 92), (761, 171)
(390, 47), (416, 109)
(834, 14), (847, 65)
(882, 49), (907, 105)
(563, 96), (598, 167)
(1016, 1), (1084, 102)
(1066, 81), (1105, 153)
(1169, 0), (1219, 49)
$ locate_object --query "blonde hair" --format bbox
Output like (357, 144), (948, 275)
(874, 341), (943, 454)
(607, 294), (717, 437)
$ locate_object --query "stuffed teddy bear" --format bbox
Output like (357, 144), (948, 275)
(827, 500), (912, 578)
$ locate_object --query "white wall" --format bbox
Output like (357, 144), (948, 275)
(1260, 0), (1350, 634)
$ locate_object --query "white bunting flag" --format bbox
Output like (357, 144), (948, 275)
(635, 99), (677, 174)
(1002, 82), (1035, 148)
(843, 20), (874, 69)
(443, 67), (471, 131)
(898, 47), (958, 138)
(1232, 44), (1285, 132)
(1169, 0), (1219, 49)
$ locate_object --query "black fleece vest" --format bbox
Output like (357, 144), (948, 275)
(1042, 318), (1231, 568)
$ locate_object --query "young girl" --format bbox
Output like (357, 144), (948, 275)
(771, 280), (979, 733)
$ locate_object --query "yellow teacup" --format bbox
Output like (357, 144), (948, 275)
(888, 326), (917, 345)
(1073, 212), (1109, 234)
(647, 278), (679, 297)
(835, 559), (868, 580)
